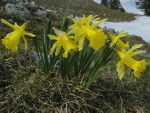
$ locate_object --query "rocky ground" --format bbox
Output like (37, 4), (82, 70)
(0, 0), (61, 21)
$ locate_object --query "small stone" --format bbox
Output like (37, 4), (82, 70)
(25, 1), (36, 9)
(33, 7), (47, 18)
(140, 53), (150, 59)
(103, 27), (116, 34)
(1, 0), (23, 4)
(0, 6), (4, 13)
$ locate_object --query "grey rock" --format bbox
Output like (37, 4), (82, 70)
(33, 7), (47, 18)
(0, 6), (4, 13)
(46, 9), (57, 14)
(29, 51), (50, 62)
(5, 3), (32, 19)
(46, 9), (59, 17)
(1, 0), (23, 4)
(103, 27), (116, 34)
(25, 1), (36, 9)
(29, 51), (38, 62)
(1, 0), (56, 20)
(140, 53), (150, 59)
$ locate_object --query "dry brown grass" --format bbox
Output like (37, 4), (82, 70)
(0, 58), (150, 113)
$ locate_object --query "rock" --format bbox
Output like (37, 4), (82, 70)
(25, 1), (36, 9)
(103, 27), (116, 34)
(140, 53), (150, 59)
(1, 0), (23, 4)
(29, 51), (38, 62)
(46, 9), (57, 14)
(33, 7), (47, 18)
(5, 3), (32, 19)
(46, 9), (59, 17)
(0, 6), (4, 13)
(1, 0), (56, 20)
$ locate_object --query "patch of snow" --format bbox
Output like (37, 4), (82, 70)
(99, 16), (150, 43)
(93, 0), (101, 4)
(120, 0), (144, 15)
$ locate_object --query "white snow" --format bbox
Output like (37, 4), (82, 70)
(99, 16), (150, 43)
(119, 0), (144, 15)
(93, 0), (101, 4)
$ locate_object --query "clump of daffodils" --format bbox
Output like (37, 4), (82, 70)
(1, 15), (148, 81)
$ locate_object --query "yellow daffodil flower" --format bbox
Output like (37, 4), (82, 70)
(1, 19), (36, 52)
(116, 44), (147, 80)
(109, 31), (129, 51)
(48, 28), (78, 58)
(69, 15), (107, 50)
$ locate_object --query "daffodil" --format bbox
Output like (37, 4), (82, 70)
(69, 15), (107, 50)
(87, 29), (106, 50)
(109, 31), (129, 51)
(116, 44), (147, 79)
(48, 28), (78, 58)
(1, 19), (36, 52)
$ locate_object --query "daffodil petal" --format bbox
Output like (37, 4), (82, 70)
(117, 61), (125, 80)
(1, 19), (16, 29)
(117, 31), (128, 38)
(21, 22), (28, 30)
(48, 35), (58, 40)
(130, 51), (145, 56)
(127, 44), (143, 54)
(63, 51), (68, 58)
(109, 31), (128, 49)
(117, 40), (129, 51)
(53, 28), (65, 37)
(22, 35), (27, 50)
(50, 42), (58, 55)
(91, 18), (108, 29)
(134, 60), (147, 78)
(55, 45), (61, 56)
(78, 35), (86, 51)
(24, 32), (36, 37)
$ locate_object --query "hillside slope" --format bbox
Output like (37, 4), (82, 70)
(35, 0), (135, 21)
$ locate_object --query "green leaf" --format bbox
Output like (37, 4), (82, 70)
(86, 44), (113, 89)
